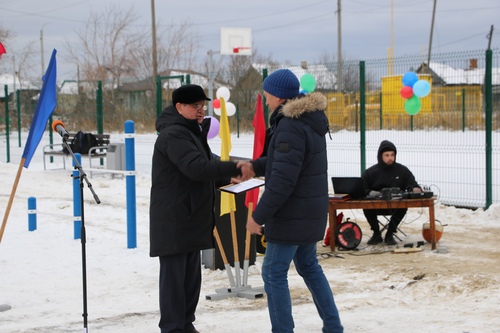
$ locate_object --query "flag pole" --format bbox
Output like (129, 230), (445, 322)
(0, 158), (25, 244)
(229, 209), (241, 287)
(213, 227), (236, 287)
(242, 202), (253, 286)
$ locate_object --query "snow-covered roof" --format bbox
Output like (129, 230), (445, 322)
(59, 80), (79, 95)
(0, 74), (39, 98)
(428, 61), (500, 85)
(161, 71), (219, 90)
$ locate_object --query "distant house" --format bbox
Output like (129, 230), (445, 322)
(116, 69), (227, 111)
(0, 73), (39, 99)
(416, 60), (500, 87)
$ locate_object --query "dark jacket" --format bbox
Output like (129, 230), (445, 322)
(149, 105), (241, 257)
(362, 140), (419, 193)
(251, 92), (329, 244)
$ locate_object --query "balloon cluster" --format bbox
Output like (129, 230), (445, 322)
(212, 87), (236, 116)
(400, 72), (431, 115)
(300, 73), (316, 94)
(206, 87), (236, 139)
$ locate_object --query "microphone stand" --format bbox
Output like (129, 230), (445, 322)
(62, 137), (101, 332)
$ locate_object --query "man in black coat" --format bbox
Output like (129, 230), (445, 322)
(362, 140), (422, 245)
(149, 84), (247, 333)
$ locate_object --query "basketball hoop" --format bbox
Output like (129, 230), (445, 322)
(220, 27), (252, 55)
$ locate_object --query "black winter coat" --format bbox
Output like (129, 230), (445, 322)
(361, 140), (419, 193)
(251, 92), (329, 244)
(149, 105), (241, 257)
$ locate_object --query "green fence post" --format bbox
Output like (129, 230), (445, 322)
(96, 81), (103, 134)
(359, 61), (366, 174)
(16, 90), (21, 147)
(236, 103), (240, 138)
(262, 68), (268, 127)
(156, 75), (162, 117)
(485, 49), (493, 209)
(461, 88), (466, 132)
(379, 92), (383, 130)
(96, 80), (104, 166)
(4, 85), (10, 163)
(156, 75), (186, 118)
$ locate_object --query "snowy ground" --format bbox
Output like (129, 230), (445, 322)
(1, 133), (500, 332)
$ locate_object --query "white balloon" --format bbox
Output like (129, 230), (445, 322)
(213, 107), (221, 116)
(216, 87), (230, 101)
(226, 102), (236, 116)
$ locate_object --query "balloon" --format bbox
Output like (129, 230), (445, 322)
(212, 99), (220, 109)
(226, 102), (236, 116)
(413, 80), (431, 98)
(400, 86), (413, 99)
(300, 74), (316, 93)
(213, 107), (221, 116)
(216, 87), (230, 101)
(404, 95), (422, 115)
(402, 72), (418, 87)
(205, 116), (220, 139)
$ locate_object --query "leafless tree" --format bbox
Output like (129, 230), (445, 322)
(13, 41), (38, 87)
(65, 5), (145, 92)
(129, 19), (201, 87)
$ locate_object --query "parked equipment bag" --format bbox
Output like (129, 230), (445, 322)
(70, 131), (98, 154)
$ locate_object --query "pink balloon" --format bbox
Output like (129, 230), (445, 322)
(205, 116), (220, 139)
(212, 99), (220, 109)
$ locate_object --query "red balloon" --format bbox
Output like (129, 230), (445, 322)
(400, 86), (413, 99)
(212, 99), (220, 108)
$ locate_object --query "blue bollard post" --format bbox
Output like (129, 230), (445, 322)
(28, 197), (37, 231)
(125, 120), (137, 249)
(73, 153), (82, 239)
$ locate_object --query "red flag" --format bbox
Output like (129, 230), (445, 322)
(0, 42), (6, 58)
(245, 94), (266, 210)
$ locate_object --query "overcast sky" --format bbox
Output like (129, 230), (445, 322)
(0, 0), (499, 81)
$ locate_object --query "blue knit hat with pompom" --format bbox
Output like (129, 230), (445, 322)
(263, 69), (300, 99)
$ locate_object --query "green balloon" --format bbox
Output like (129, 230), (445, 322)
(300, 74), (316, 93)
(404, 95), (421, 115)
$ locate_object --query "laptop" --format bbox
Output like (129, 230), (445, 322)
(331, 177), (367, 200)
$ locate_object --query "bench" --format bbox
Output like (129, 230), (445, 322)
(43, 133), (111, 170)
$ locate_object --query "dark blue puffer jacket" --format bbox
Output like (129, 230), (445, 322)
(252, 92), (329, 244)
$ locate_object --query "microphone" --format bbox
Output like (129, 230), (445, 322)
(52, 119), (69, 139)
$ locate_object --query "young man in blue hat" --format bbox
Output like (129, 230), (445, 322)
(245, 69), (344, 333)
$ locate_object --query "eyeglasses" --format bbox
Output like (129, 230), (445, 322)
(187, 103), (207, 111)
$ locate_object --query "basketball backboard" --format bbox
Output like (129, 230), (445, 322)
(220, 27), (252, 56)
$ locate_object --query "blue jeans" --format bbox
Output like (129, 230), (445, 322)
(262, 242), (343, 333)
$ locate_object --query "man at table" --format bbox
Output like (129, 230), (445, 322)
(362, 140), (422, 245)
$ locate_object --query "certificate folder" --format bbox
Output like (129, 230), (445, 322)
(219, 178), (265, 194)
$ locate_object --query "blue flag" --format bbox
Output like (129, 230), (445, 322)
(22, 49), (57, 168)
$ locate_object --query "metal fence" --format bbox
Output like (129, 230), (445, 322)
(1, 48), (499, 208)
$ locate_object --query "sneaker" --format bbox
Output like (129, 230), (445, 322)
(384, 233), (398, 246)
(367, 233), (383, 245)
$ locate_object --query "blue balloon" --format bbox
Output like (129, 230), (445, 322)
(402, 72), (418, 87)
(413, 80), (431, 98)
